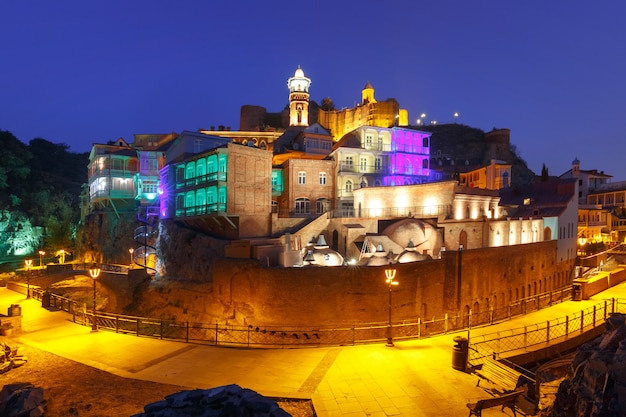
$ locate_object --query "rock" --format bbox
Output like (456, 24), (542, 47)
(547, 313), (626, 417)
(0, 382), (46, 417)
(132, 384), (291, 417)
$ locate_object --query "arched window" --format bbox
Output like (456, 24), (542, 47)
(316, 198), (328, 214)
(295, 198), (310, 215)
(207, 155), (218, 174)
(196, 189), (206, 213)
(345, 180), (353, 193)
(196, 158), (206, 180)
(422, 159), (429, 169)
(185, 162), (195, 180)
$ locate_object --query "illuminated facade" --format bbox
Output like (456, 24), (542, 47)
(287, 66), (311, 127)
(239, 68), (410, 144)
(159, 133), (273, 239)
(88, 138), (139, 214)
(87, 134), (177, 215)
(318, 81), (409, 141)
(458, 159), (511, 190)
(274, 158), (335, 218)
(331, 126), (431, 216)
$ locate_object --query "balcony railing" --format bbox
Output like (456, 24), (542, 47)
(330, 204), (452, 219)
(175, 203), (227, 218)
(176, 172), (227, 189)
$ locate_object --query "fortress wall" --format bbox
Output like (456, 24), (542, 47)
(207, 239), (564, 326)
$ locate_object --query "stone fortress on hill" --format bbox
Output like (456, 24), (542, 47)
(80, 66), (578, 327)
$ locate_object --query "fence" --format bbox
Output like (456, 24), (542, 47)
(469, 298), (626, 366)
(23, 284), (581, 349)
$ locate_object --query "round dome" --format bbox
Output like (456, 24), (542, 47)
(294, 67), (305, 78)
(381, 218), (443, 257)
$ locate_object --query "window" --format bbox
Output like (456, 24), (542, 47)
(345, 180), (353, 193)
(365, 134), (373, 148)
(345, 156), (353, 166)
(295, 198), (310, 214)
(316, 198), (328, 214)
(360, 157), (367, 172)
(375, 157), (382, 171)
(423, 137), (429, 147)
(319, 172), (327, 185)
(298, 171), (306, 185)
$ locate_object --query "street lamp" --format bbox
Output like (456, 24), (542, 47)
(24, 259), (33, 299)
(88, 266), (101, 332)
(38, 250), (45, 268)
(454, 112), (459, 123)
(129, 248), (134, 268)
(385, 268), (398, 347)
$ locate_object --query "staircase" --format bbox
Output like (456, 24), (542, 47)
(132, 206), (158, 275)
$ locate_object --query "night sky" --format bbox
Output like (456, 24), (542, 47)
(2, 1), (625, 178)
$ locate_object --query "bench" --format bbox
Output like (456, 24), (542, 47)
(475, 357), (522, 392)
(466, 386), (526, 417)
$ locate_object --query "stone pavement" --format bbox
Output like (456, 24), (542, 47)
(1, 283), (625, 417)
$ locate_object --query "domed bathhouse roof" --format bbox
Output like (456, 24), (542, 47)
(367, 243), (393, 266)
(302, 235), (343, 266)
(396, 239), (432, 264)
(381, 218), (444, 259)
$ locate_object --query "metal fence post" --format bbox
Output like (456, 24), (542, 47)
(593, 305), (596, 327)
(524, 325), (527, 349)
(215, 322), (219, 345)
(546, 321), (550, 344)
(580, 310), (584, 333)
(604, 300), (607, 320)
(565, 315), (569, 339)
(136, 318), (140, 336)
(186, 321), (189, 343)
(418, 317), (421, 338)
(160, 320), (164, 340)
(445, 313), (448, 333)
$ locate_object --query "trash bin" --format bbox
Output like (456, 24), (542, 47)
(8, 304), (21, 317)
(572, 283), (582, 301)
(42, 291), (51, 308)
(452, 335), (469, 372)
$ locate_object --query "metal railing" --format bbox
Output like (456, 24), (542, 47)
(469, 298), (625, 365)
(22, 285), (585, 349)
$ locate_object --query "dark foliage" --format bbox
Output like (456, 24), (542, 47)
(0, 129), (88, 250)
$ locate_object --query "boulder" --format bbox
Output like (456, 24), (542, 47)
(548, 313), (626, 417)
(131, 384), (291, 417)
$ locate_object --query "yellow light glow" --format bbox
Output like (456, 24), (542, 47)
(424, 197), (438, 215)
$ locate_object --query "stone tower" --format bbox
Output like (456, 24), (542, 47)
(287, 66), (311, 127)
(362, 81), (376, 104)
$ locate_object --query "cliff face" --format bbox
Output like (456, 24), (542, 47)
(547, 313), (626, 417)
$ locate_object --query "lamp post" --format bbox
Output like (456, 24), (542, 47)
(24, 259), (33, 299)
(129, 248), (134, 268)
(88, 266), (101, 332)
(38, 250), (45, 268)
(454, 112), (459, 123)
(385, 268), (398, 347)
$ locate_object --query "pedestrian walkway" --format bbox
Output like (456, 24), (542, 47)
(1, 282), (625, 417)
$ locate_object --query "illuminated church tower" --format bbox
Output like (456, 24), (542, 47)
(361, 81), (376, 104)
(287, 66), (311, 127)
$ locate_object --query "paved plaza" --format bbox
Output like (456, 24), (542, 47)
(2, 282), (625, 416)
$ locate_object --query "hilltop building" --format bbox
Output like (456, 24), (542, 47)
(239, 67), (409, 144)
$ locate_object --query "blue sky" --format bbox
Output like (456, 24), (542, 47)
(1, 1), (625, 179)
